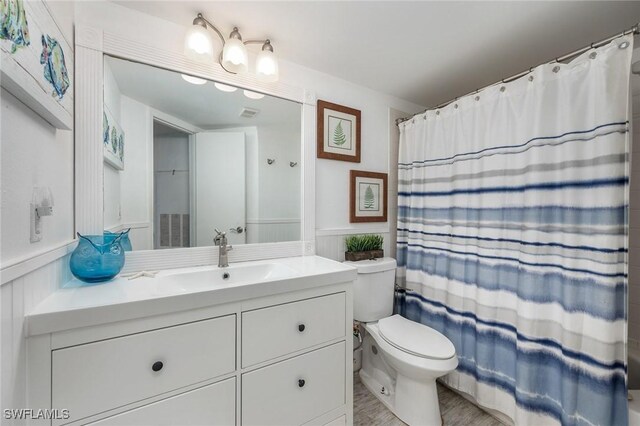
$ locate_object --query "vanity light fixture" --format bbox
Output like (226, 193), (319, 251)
(185, 13), (280, 82)
(243, 90), (265, 100)
(181, 74), (207, 85)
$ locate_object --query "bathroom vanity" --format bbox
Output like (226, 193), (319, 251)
(25, 256), (355, 426)
(20, 23), (357, 425)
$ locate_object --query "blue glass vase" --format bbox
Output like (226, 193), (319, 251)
(70, 232), (126, 283)
(104, 229), (132, 251)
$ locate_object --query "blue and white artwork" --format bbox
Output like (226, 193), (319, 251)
(0, 0), (30, 52)
(0, 0), (73, 129)
(103, 105), (124, 170)
(40, 34), (69, 99)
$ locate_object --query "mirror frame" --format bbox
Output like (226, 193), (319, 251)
(75, 26), (315, 273)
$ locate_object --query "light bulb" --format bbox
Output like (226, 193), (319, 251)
(222, 38), (248, 73)
(256, 49), (279, 82)
(214, 82), (238, 92)
(184, 25), (214, 63)
(181, 74), (207, 85)
(243, 90), (264, 100)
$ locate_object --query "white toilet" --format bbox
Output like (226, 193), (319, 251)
(346, 257), (458, 426)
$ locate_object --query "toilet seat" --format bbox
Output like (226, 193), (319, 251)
(378, 315), (455, 360)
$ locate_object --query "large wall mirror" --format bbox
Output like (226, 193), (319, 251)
(103, 55), (302, 251)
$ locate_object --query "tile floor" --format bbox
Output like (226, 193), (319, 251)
(353, 373), (503, 426)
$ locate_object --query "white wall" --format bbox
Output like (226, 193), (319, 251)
(119, 96), (153, 250)
(0, 90), (75, 264)
(74, 1), (424, 261)
(0, 0), (75, 415)
(102, 66), (154, 250)
(254, 123), (301, 243)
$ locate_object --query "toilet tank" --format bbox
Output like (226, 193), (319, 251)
(344, 257), (397, 322)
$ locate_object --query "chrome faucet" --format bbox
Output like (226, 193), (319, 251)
(214, 229), (233, 268)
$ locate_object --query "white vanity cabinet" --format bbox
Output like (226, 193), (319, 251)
(52, 315), (236, 423)
(26, 258), (355, 426)
(86, 379), (237, 426)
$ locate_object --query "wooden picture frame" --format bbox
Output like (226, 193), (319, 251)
(317, 100), (361, 162)
(350, 170), (387, 223)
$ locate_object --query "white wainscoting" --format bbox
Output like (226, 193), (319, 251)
(0, 254), (72, 414)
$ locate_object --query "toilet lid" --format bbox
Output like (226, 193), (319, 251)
(378, 315), (456, 360)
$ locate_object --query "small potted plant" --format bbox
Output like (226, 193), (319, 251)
(345, 234), (384, 261)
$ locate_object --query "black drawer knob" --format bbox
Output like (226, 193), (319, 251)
(298, 379), (306, 388)
(152, 361), (164, 372)
(298, 323), (306, 332)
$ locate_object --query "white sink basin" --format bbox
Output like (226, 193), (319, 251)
(158, 262), (298, 291)
(26, 256), (358, 337)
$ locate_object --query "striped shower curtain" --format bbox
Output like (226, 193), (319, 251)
(396, 35), (633, 426)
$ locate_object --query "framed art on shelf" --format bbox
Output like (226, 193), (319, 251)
(0, 0), (73, 129)
(350, 170), (387, 223)
(317, 100), (361, 162)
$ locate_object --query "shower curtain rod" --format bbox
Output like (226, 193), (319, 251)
(396, 23), (640, 126)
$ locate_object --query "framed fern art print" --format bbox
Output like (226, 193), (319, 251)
(350, 170), (387, 223)
(317, 100), (361, 162)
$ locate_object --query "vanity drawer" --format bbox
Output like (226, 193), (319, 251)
(242, 292), (345, 366)
(87, 378), (236, 426)
(52, 315), (236, 424)
(242, 342), (346, 426)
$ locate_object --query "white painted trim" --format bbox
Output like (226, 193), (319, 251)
(189, 134), (197, 247)
(105, 222), (150, 232)
(148, 108), (197, 250)
(150, 108), (203, 135)
(75, 26), (316, 273)
(0, 240), (75, 285)
(246, 218), (301, 224)
(315, 228), (390, 237)
(75, 27), (104, 235)
(302, 95), (316, 255)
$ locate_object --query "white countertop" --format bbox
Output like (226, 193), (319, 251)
(26, 256), (357, 336)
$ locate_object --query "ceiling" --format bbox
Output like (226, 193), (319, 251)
(113, 1), (640, 107)
(105, 56), (301, 129)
